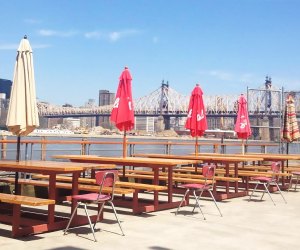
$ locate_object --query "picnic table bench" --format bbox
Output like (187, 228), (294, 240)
(0, 177), (134, 196)
(0, 176), (169, 214)
(123, 169), (241, 183)
(0, 192), (55, 237)
(30, 174), (168, 192)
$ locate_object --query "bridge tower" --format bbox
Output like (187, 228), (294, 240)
(157, 80), (171, 130)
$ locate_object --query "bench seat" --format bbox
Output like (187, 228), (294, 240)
(0, 193), (55, 206)
(0, 177), (134, 195)
(31, 174), (168, 192)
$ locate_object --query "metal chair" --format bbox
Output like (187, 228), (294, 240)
(289, 171), (300, 191)
(248, 161), (287, 205)
(176, 164), (222, 220)
(64, 170), (124, 242)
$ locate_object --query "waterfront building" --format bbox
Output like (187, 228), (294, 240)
(80, 99), (96, 128)
(63, 117), (80, 130)
(0, 78), (12, 99)
(135, 116), (155, 133)
(98, 90), (115, 128)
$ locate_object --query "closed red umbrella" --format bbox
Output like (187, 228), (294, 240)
(110, 67), (134, 157)
(185, 84), (207, 155)
(282, 94), (300, 153)
(234, 94), (251, 154)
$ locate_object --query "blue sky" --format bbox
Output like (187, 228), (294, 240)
(0, 0), (299, 106)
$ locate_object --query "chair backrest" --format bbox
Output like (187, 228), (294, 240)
(202, 164), (216, 187)
(270, 161), (281, 181)
(95, 170), (118, 200)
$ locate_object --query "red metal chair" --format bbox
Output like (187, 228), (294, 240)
(176, 164), (222, 220)
(64, 170), (124, 242)
(248, 161), (287, 205)
(289, 171), (300, 191)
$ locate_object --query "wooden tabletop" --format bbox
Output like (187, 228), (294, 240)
(52, 155), (200, 167)
(133, 153), (264, 163)
(0, 160), (100, 172)
(244, 153), (300, 161)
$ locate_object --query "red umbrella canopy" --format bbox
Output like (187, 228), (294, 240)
(282, 95), (300, 142)
(234, 94), (252, 139)
(110, 67), (134, 131)
(185, 84), (207, 137)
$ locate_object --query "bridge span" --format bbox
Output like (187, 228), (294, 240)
(38, 80), (298, 119)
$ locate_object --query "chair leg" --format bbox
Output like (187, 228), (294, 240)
(295, 175), (299, 191)
(193, 190), (206, 220)
(93, 203), (105, 230)
(288, 176), (293, 192)
(248, 182), (259, 201)
(83, 204), (97, 242)
(108, 201), (125, 236)
(64, 202), (80, 235)
(175, 189), (189, 216)
(274, 182), (287, 204)
(208, 189), (222, 217)
(192, 189), (204, 213)
(262, 183), (276, 206)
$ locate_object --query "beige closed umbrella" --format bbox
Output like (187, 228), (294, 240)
(6, 36), (39, 193)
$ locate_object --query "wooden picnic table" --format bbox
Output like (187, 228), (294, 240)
(0, 160), (101, 237)
(133, 153), (264, 200)
(52, 155), (200, 213)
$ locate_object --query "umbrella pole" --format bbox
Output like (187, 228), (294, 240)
(242, 139), (245, 155)
(123, 131), (127, 158)
(195, 136), (199, 156)
(15, 135), (21, 194)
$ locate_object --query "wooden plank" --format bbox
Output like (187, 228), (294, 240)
(31, 174), (168, 191)
(0, 177), (134, 195)
(123, 169), (241, 182)
(0, 193), (55, 206)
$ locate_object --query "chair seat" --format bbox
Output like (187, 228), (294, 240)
(252, 176), (272, 182)
(180, 183), (210, 190)
(72, 193), (111, 202)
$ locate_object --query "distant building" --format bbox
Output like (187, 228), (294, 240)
(135, 117), (155, 133)
(98, 90), (115, 128)
(81, 99), (96, 128)
(0, 78), (12, 99)
(63, 117), (80, 130)
(0, 79), (12, 129)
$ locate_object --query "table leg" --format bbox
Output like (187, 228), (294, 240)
(153, 168), (159, 207)
(71, 172), (80, 212)
(48, 173), (56, 224)
(281, 160), (286, 188)
(168, 166), (173, 203)
(225, 163), (230, 195)
(12, 204), (21, 237)
(234, 162), (239, 192)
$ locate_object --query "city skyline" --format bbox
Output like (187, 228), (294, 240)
(0, 1), (299, 107)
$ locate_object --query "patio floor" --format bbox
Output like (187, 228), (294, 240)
(0, 190), (299, 250)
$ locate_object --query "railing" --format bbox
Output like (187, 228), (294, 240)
(0, 136), (279, 161)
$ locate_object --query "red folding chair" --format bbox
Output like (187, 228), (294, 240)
(176, 164), (222, 220)
(64, 170), (124, 242)
(248, 161), (287, 205)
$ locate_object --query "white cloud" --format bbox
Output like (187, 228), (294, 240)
(84, 31), (102, 39)
(208, 70), (233, 81)
(85, 29), (139, 42)
(24, 18), (41, 24)
(0, 43), (51, 50)
(0, 43), (18, 50)
(32, 43), (52, 49)
(38, 29), (78, 37)
(152, 36), (159, 44)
